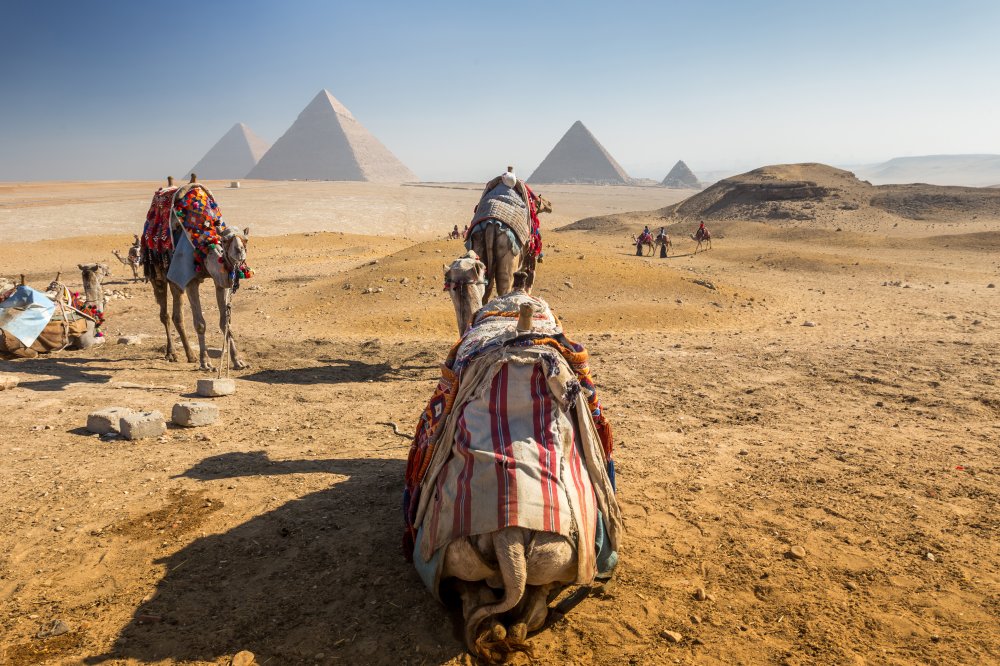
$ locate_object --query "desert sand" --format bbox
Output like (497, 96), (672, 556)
(0, 178), (997, 665)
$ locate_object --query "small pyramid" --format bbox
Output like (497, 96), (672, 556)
(248, 90), (416, 182)
(187, 123), (270, 180)
(661, 160), (700, 188)
(528, 121), (630, 184)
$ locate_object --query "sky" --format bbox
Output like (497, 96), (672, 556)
(1, 0), (999, 182)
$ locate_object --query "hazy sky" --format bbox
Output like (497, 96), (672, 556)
(1, 0), (998, 182)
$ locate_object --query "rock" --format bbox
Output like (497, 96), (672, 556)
(845, 580), (858, 591)
(197, 378), (236, 397)
(988, 283), (995, 288)
(564, 281), (574, 289)
(802, 321), (817, 327)
(172, 402), (219, 427)
(0, 373), (19, 390)
(738, 449), (749, 456)
(693, 279), (716, 290)
(342, 283), (352, 290)
(690, 614), (702, 624)
(119, 411), (167, 440)
(693, 587), (707, 601)
(660, 629), (683, 643)
(87, 407), (134, 435)
(925, 552), (936, 562)
(787, 545), (807, 560)
(37, 619), (71, 638)
(230, 651), (257, 666)
(117, 335), (143, 345)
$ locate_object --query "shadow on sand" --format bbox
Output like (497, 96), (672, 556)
(85, 452), (463, 665)
(0, 356), (116, 391)
(240, 357), (437, 386)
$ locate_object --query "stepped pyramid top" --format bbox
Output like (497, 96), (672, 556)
(528, 121), (630, 185)
(248, 89), (416, 182)
(661, 160), (700, 188)
(187, 122), (270, 180)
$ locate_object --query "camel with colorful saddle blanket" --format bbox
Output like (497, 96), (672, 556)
(140, 175), (253, 370)
(465, 167), (551, 302)
(405, 265), (621, 663)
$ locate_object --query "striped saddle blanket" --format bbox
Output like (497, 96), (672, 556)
(405, 292), (621, 590)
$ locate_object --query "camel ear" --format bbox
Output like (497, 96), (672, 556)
(243, 226), (251, 238)
(443, 263), (450, 274)
(78, 264), (86, 271)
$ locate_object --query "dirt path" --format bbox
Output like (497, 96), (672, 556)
(1, 205), (998, 664)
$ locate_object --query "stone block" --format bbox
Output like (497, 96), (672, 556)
(87, 407), (134, 434)
(0, 374), (19, 390)
(119, 411), (166, 440)
(172, 401), (219, 427)
(197, 378), (236, 397)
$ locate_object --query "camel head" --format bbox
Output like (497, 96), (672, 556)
(444, 250), (486, 336)
(221, 226), (250, 269)
(77, 263), (110, 309)
(533, 193), (552, 214)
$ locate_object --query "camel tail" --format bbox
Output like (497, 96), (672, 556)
(465, 528), (528, 649)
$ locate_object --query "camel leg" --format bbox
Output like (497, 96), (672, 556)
(151, 278), (178, 362)
(492, 231), (516, 298)
(169, 283), (196, 363)
(470, 229), (492, 302)
(185, 282), (214, 371)
(215, 285), (246, 370)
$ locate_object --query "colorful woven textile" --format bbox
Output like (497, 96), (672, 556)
(141, 186), (178, 277)
(403, 293), (618, 568)
(523, 184), (544, 258)
(174, 186), (254, 281)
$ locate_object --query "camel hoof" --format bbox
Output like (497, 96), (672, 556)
(508, 623), (527, 643)
(233, 360), (249, 370)
(200, 363), (215, 372)
(165, 352), (179, 363)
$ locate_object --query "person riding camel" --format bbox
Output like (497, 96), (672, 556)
(656, 226), (670, 258)
(449, 224), (460, 240)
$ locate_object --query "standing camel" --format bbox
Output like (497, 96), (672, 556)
(112, 235), (142, 281)
(691, 223), (712, 253)
(631, 233), (654, 256)
(466, 167), (550, 301)
(141, 175), (252, 370)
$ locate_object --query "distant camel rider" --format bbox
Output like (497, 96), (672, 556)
(449, 224), (460, 240)
(656, 226), (670, 258)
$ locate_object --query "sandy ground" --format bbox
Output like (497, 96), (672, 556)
(0, 182), (997, 665)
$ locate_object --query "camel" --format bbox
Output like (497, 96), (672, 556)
(467, 168), (551, 301)
(631, 233), (654, 256)
(691, 225), (712, 253)
(407, 275), (621, 662)
(142, 176), (251, 370)
(656, 232), (672, 258)
(112, 235), (142, 281)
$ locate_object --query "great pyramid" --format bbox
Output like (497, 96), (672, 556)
(187, 123), (270, 180)
(528, 121), (631, 184)
(248, 90), (416, 182)
(661, 160), (701, 189)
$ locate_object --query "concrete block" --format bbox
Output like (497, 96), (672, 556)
(86, 407), (134, 434)
(119, 411), (166, 440)
(0, 374), (19, 390)
(172, 401), (219, 427)
(197, 378), (236, 397)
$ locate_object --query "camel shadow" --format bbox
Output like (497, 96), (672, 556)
(240, 357), (436, 386)
(86, 453), (463, 665)
(0, 356), (115, 391)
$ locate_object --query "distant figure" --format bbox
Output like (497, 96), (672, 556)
(634, 228), (654, 256)
(691, 221), (712, 254)
(448, 225), (461, 240)
(655, 227), (671, 258)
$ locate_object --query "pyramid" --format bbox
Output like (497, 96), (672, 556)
(661, 160), (700, 188)
(247, 90), (416, 182)
(528, 121), (630, 184)
(187, 123), (270, 180)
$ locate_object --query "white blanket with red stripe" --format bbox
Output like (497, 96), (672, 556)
(416, 342), (620, 585)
